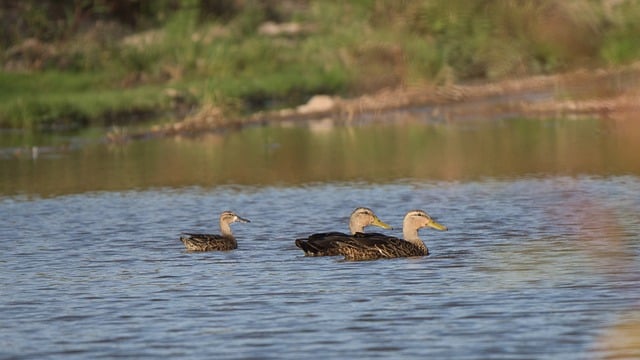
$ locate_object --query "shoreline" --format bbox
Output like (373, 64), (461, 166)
(142, 62), (640, 140)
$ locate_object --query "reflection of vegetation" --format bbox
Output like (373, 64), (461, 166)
(2, 1), (640, 129)
(3, 118), (640, 196)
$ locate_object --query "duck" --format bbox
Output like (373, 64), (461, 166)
(180, 211), (250, 251)
(295, 207), (392, 256)
(329, 210), (447, 261)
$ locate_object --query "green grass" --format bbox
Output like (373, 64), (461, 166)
(0, 72), (168, 129)
(2, 0), (640, 130)
(600, 1), (640, 64)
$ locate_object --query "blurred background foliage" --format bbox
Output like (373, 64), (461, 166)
(1, 0), (640, 129)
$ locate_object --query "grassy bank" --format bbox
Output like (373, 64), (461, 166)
(2, 0), (640, 130)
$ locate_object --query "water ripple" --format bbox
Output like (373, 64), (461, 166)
(1, 177), (639, 359)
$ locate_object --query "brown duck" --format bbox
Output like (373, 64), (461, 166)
(180, 211), (250, 251)
(295, 207), (392, 256)
(329, 210), (447, 261)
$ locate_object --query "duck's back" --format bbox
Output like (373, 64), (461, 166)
(295, 232), (351, 256)
(180, 233), (237, 251)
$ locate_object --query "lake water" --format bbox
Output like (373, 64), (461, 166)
(1, 115), (640, 359)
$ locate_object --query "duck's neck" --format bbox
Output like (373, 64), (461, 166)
(349, 219), (364, 234)
(220, 220), (233, 237)
(403, 227), (427, 252)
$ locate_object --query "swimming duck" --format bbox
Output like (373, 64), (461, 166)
(295, 207), (392, 256)
(332, 210), (447, 261)
(180, 211), (250, 251)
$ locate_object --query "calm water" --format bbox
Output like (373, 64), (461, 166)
(1, 116), (640, 359)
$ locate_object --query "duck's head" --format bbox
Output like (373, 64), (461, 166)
(403, 210), (447, 232)
(349, 207), (393, 234)
(220, 210), (251, 225)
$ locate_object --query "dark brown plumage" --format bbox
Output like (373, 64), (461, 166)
(295, 232), (362, 256)
(180, 233), (237, 251)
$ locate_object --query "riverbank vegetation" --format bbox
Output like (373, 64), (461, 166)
(2, 0), (640, 130)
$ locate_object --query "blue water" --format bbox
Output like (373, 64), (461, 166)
(2, 177), (639, 359)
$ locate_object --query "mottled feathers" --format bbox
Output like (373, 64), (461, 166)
(295, 232), (352, 256)
(180, 233), (237, 252)
(332, 233), (428, 261)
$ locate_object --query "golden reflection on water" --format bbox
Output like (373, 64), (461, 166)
(2, 116), (640, 196)
(595, 310), (640, 359)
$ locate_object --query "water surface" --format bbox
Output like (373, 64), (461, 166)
(1, 116), (640, 359)
(2, 116), (640, 196)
